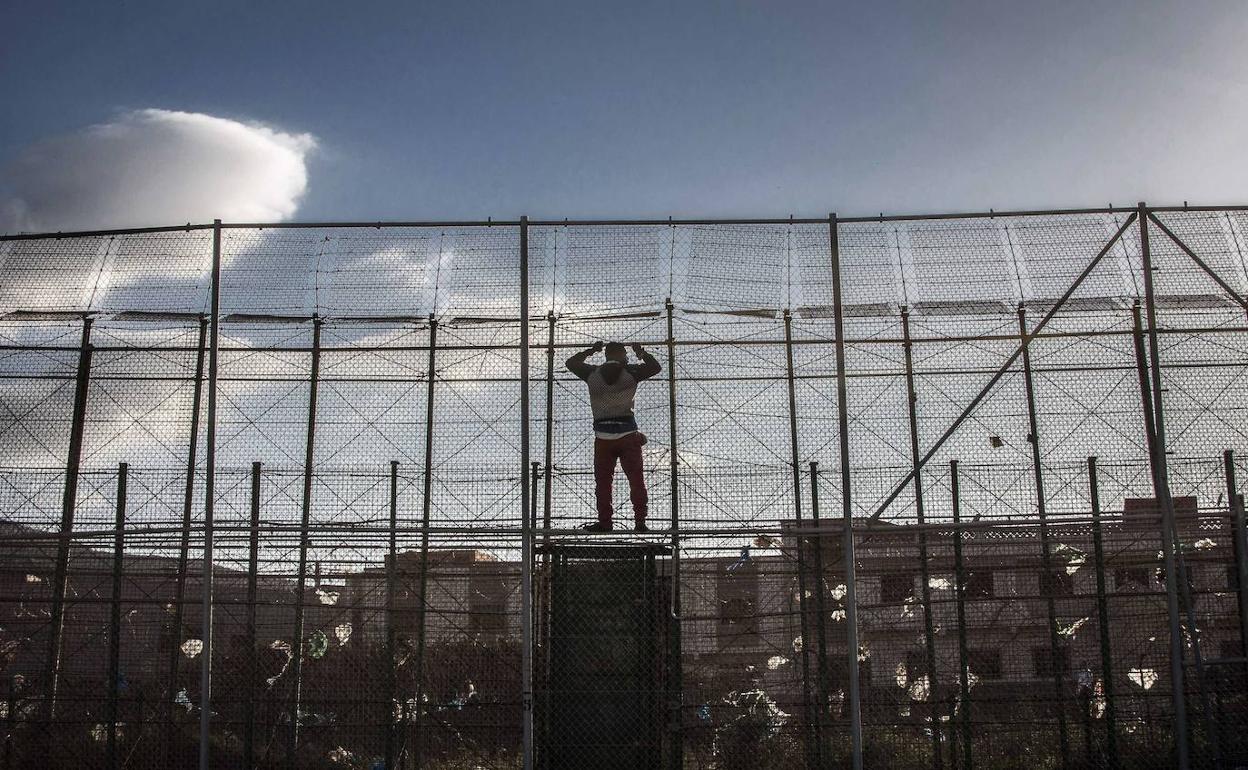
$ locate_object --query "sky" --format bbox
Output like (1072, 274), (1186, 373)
(2, 0), (1247, 230)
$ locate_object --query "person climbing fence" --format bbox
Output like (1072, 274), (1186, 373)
(565, 340), (661, 531)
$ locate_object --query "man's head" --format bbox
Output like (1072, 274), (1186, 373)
(604, 341), (628, 363)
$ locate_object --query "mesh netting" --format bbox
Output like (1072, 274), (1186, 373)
(0, 207), (1245, 768)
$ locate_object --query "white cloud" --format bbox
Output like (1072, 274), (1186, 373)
(1, 109), (316, 233)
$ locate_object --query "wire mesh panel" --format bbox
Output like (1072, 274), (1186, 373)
(0, 236), (111, 313)
(0, 320), (80, 471)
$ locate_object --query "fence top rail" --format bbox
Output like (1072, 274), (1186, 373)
(5, 201), (1248, 242)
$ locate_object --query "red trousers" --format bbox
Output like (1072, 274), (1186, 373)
(594, 432), (647, 525)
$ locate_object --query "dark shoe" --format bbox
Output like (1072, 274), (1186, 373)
(580, 521), (613, 532)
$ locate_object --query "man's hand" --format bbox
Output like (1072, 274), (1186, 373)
(591, 341), (605, 353)
(631, 343), (645, 356)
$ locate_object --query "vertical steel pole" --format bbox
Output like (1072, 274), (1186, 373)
(530, 458), (542, 724)
(539, 310), (555, 746)
(1088, 456), (1120, 770)
(1226, 451), (1248, 662)
(530, 463), (541, 531)
(384, 460), (399, 770)
(808, 461), (833, 763)
(784, 309), (822, 766)
(106, 462), (127, 770)
(287, 316), (323, 765)
(244, 462), (260, 770)
(520, 216), (535, 770)
(412, 315), (437, 770)
(1134, 203), (1191, 770)
(164, 316), (207, 766)
(44, 316), (94, 721)
(1017, 304), (1071, 767)
(645, 551), (659, 767)
(4, 675), (13, 770)
(950, 461), (972, 770)
(665, 297), (684, 769)
(901, 307), (943, 770)
(543, 311), (556, 537)
(829, 213), (863, 770)
(1130, 300), (1182, 738)
(199, 219), (222, 770)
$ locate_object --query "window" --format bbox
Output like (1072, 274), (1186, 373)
(1220, 639), (1244, 660)
(965, 570), (994, 598)
(1040, 569), (1074, 598)
(1114, 567), (1151, 591)
(719, 596), (759, 637)
(717, 563), (760, 642)
(469, 571), (509, 637)
(1032, 645), (1069, 678)
(968, 649), (1003, 680)
(881, 573), (914, 604)
(1227, 563), (1241, 592)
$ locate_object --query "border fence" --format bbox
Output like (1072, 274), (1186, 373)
(0, 203), (1246, 769)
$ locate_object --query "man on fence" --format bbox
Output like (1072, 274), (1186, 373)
(566, 340), (662, 532)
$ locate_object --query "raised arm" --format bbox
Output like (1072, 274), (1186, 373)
(629, 343), (662, 380)
(566, 342), (602, 380)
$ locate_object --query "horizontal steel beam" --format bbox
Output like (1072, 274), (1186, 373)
(8, 202), (1248, 242)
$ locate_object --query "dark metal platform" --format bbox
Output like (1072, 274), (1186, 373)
(536, 542), (676, 769)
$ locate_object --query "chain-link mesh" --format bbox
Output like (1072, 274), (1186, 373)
(0, 208), (1245, 768)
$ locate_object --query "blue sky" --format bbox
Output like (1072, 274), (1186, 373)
(3, 0), (1247, 226)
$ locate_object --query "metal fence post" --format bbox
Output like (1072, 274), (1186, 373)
(1088, 456), (1119, 770)
(538, 309), (555, 757)
(287, 315), (323, 764)
(785, 309), (821, 767)
(803, 459), (833, 763)
(106, 462), (127, 770)
(543, 311), (556, 538)
(530, 458), (543, 757)
(44, 315), (93, 722)
(808, 461), (834, 762)
(901, 307), (943, 770)
(412, 315), (437, 770)
(164, 315), (207, 766)
(1018, 303), (1071, 767)
(384, 460), (399, 770)
(1134, 246), (1218, 763)
(244, 462), (260, 770)
(829, 212), (863, 770)
(199, 219), (222, 770)
(665, 297), (684, 769)
(950, 461), (972, 770)
(1134, 203), (1191, 769)
(530, 462), (540, 533)
(520, 215), (535, 770)
(1226, 450), (1248, 662)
